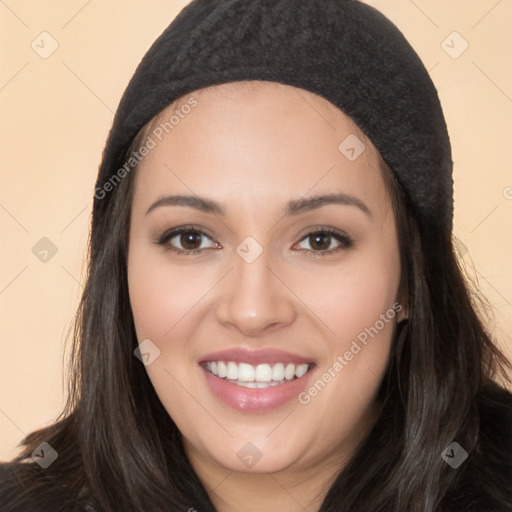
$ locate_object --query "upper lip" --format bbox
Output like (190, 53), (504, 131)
(199, 348), (314, 366)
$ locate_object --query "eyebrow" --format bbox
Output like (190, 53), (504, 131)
(145, 193), (371, 217)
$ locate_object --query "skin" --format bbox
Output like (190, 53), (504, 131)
(127, 81), (405, 512)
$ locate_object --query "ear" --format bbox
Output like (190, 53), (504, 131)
(395, 291), (408, 322)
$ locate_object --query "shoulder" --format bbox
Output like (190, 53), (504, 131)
(0, 460), (95, 512)
(440, 381), (512, 511)
(0, 461), (43, 512)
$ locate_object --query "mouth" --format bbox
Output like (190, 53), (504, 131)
(198, 348), (316, 412)
(202, 361), (313, 388)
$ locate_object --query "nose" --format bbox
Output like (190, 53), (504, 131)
(215, 248), (296, 337)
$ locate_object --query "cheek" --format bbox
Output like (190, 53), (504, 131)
(300, 251), (400, 346)
(127, 248), (208, 423)
(128, 248), (210, 342)
(295, 248), (401, 414)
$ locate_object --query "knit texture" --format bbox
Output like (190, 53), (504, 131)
(94, 0), (454, 241)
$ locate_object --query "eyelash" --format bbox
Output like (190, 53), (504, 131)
(154, 224), (353, 257)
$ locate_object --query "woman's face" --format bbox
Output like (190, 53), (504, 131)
(127, 81), (404, 478)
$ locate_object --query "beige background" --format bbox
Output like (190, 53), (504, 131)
(1, 0), (511, 461)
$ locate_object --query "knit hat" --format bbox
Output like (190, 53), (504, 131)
(93, 0), (454, 243)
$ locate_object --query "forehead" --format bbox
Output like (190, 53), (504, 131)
(131, 81), (389, 217)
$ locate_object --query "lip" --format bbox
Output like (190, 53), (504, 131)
(201, 368), (315, 412)
(199, 347), (313, 366)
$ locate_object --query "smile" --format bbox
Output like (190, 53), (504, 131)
(204, 361), (311, 388)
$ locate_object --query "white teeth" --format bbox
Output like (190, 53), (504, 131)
(205, 361), (311, 382)
(255, 364), (272, 382)
(272, 363), (285, 380)
(217, 361), (227, 378)
(236, 380), (282, 388)
(237, 362), (255, 382)
(295, 363), (309, 378)
(226, 361), (238, 380)
(284, 363), (295, 380)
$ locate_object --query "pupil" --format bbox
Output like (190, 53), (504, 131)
(311, 233), (330, 250)
(181, 232), (200, 250)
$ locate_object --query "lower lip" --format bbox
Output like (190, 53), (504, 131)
(201, 365), (315, 412)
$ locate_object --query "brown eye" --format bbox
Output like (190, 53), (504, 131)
(156, 226), (219, 254)
(179, 231), (204, 250)
(294, 229), (353, 255)
(308, 233), (332, 251)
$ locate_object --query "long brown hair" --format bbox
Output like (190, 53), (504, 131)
(4, 124), (512, 512)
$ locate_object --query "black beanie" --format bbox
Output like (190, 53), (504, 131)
(93, 0), (454, 244)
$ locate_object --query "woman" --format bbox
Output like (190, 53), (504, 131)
(1, 1), (511, 511)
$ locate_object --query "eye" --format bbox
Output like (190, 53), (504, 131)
(155, 225), (353, 256)
(155, 226), (220, 255)
(293, 228), (353, 256)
